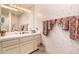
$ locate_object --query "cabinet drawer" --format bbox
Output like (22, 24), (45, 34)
(20, 36), (33, 43)
(34, 36), (41, 43)
(2, 39), (18, 48)
(34, 35), (41, 39)
(20, 40), (33, 45)
(20, 41), (34, 54)
(2, 45), (19, 54)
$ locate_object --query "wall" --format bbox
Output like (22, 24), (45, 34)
(35, 4), (79, 54)
(19, 7), (44, 31)
(19, 12), (34, 30)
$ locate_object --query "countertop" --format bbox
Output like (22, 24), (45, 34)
(0, 32), (40, 42)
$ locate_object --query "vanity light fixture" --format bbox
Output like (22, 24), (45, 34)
(1, 5), (18, 11)
(16, 6), (31, 13)
(10, 4), (31, 13)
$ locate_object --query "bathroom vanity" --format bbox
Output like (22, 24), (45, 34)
(0, 5), (42, 54)
(0, 32), (41, 54)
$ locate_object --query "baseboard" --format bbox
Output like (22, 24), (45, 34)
(29, 49), (39, 54)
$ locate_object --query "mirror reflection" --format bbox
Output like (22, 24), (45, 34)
(0, 4), (34, 33)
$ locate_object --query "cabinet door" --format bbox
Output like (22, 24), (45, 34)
(34, 35), (41, 42)
(20, 41), (34, 54)
(33, 39), (41, 50)
(20, 36), (32, 43)
(0, 43), (2, 54)
(2, 45), (19, 54)
(33, 40), (38, 50)
(2, 39), (18, 48)
(33, 35), (41, 50)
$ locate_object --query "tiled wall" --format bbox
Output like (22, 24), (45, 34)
(35, 4), (79, 53)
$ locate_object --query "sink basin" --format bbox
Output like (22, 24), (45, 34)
(5, 31), (31, 36)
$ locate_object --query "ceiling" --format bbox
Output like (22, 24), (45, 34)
(15, 4), (33, 9)
(4, 4), (33, 9)
(1, 4), (79, 19)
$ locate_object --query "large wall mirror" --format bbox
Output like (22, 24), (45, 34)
(0, 4), (22, 32)
(0, 4), (35, 32)
(0, 5), (10, 32)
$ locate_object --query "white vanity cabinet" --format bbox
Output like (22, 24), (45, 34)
(0, 34), (41, 54)
(2, 45), (19, 54)
(2, 39), (19, 54)
(2, 39), (19, 48)
(20, 40), (34, 54)
(33, 34), (41, 50)
(19, 36), (34, 54)
(20, 36), (33, 43)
